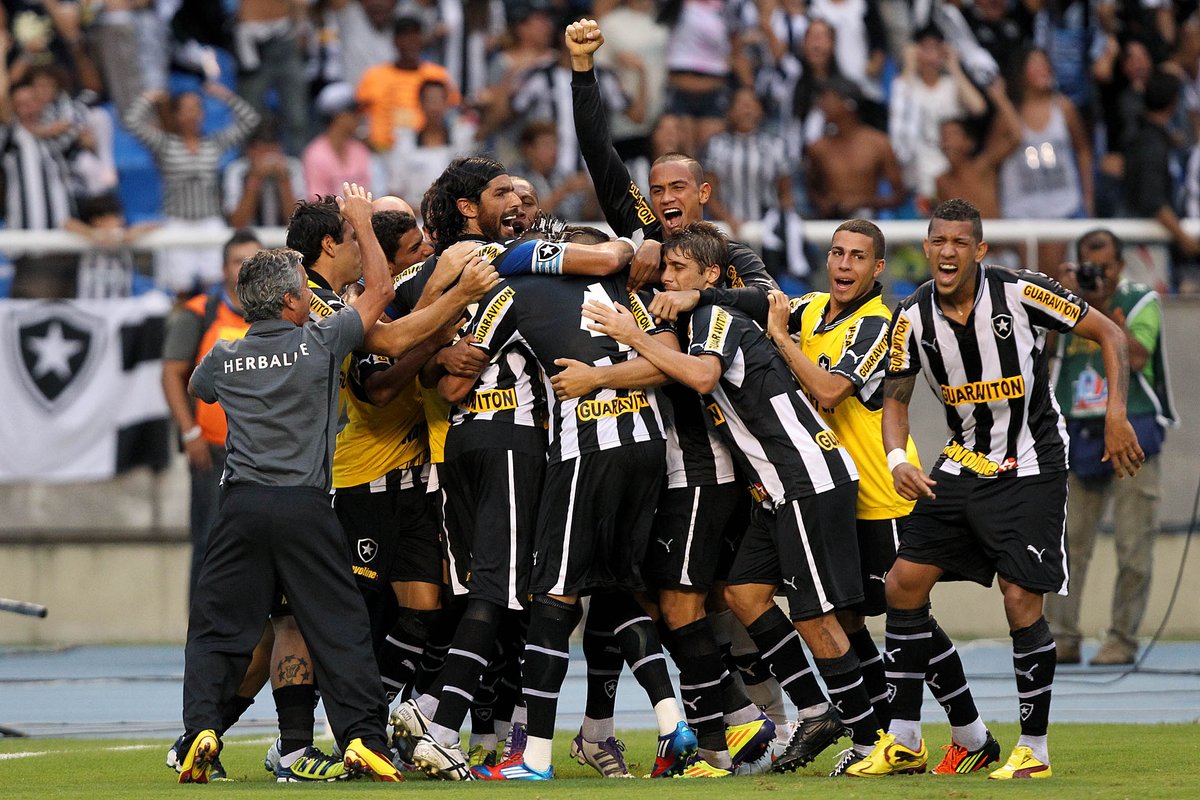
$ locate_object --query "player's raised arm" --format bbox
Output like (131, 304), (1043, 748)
(567, 17), (663, 246)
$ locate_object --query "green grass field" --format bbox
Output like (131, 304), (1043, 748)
(0, 723), (1194, 799)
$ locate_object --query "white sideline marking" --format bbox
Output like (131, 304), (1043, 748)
(0, 737), (276, 761)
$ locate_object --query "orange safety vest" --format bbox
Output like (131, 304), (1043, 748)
(183, 291), (250, 446)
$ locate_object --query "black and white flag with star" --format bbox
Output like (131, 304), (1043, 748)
(1, 293), (171, 481)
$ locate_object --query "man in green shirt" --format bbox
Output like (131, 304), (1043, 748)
(1045, 229), (1178, 666)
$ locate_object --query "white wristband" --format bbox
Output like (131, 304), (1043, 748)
(182, 425), (203, 444)
(616, 236), (637, 252)
(886, 448), (909, 472)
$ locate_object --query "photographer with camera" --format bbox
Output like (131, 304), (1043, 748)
(1045, 229), (1178, 666)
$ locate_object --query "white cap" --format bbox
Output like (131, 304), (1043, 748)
(315, 82), (358, 118)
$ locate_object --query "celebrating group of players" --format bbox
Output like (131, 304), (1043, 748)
(169, 18), (1145, 785)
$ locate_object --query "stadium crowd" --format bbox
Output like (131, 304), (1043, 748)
(3, 1), (1200, 296)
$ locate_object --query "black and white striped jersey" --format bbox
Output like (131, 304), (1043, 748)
(448, 334), (543, 436)
(887, 265), (1088, 479)
(703, 130), (790, 223)
(388, 237), (552, 456)
(0, 124), (74, 230)
(660, 380), (737, 489)
(467, 273), (668, 464)
(688, 303), (858, 505)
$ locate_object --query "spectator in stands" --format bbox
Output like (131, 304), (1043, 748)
(2, 0), (103, 94)
(660, 0), (754, 155)
(706, 83), (807, 282)
(959, 0), (1032, 78)
(0, 76), (75, 232)
(388, 78), (476, 207)
(1094, 35), (1168, 217)
(935, 79), (1023, 219)
(233, 0), (310, 155)
(86, 0), (169, 116)
(1165, 14), (1200, 145)
(791, 17), (842, 146)
(124, 82), (260, 293)
(223, 116), (305, 229)
(512, 120), (593, 221)
(704, 86), (793, 239)
(809, 0), (889, 129)
(398, 0), (466, 90)
(805, 77), (905, 219)
(888, 26), (986, 213)
(1045, 228), (1178, 667)
(999, 47), (1093, 222)
(474, 0), (558, 166)
(1026, 0), (1106, 115)
(755, 0), (813, 166)
(593, 0), (667, 188)
(64, 192), (158, 299)
(28, 64), (117, 199)
(1099, 0), (1177, 62)
(357, 13), (461, 153)
(327, 0), (399, 89)
(509, 39), (629, 184)
(161, 229), (262, 600)
(1133, 71), (1200, 292)
(303, 82), (373, 200)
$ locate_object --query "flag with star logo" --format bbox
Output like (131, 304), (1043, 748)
(0, 293), (172, 482)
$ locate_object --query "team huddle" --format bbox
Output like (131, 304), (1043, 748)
(167, 19), (1146, 787)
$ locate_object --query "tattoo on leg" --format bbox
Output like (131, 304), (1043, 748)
(276, 655), (312, 685)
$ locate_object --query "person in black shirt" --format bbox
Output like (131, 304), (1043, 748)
(1124, 70), (1200, 287)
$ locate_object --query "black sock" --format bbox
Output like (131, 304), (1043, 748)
(522, 596), (579, 740)
(492, 611), (527, 731)
(602, 593), (674, 707)
(430, 600), (502, 736)
(927, 620), (980, 727)
(378, 607), (436, 701)
(218, 694), (255, 735)
(273, 684), (315, 756)
(814, 650), (878, 749)
(1011, 617), (1055, 737)
(413, 604), (463, 698)
(745, 605), (826, 712)
(847, 626), (890, 729)
(884, 605), (933, 723)
(582, 604), (624, 723)
(471, 635), (506, 738)
(669, 618), (727, 753)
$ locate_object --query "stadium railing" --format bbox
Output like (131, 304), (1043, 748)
(0, 218), (1188, 275)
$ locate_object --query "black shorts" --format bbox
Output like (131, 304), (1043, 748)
(441, 448), (544, 610)
(335, 473), (444, 591)
(531, 441), (666, 597)
(644, 482), (748, 591)
(725, 482), (864, 621)
(853, 518), (902, 617)
(899, 471), (1068, 594)
(271, 587), (292, 618)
